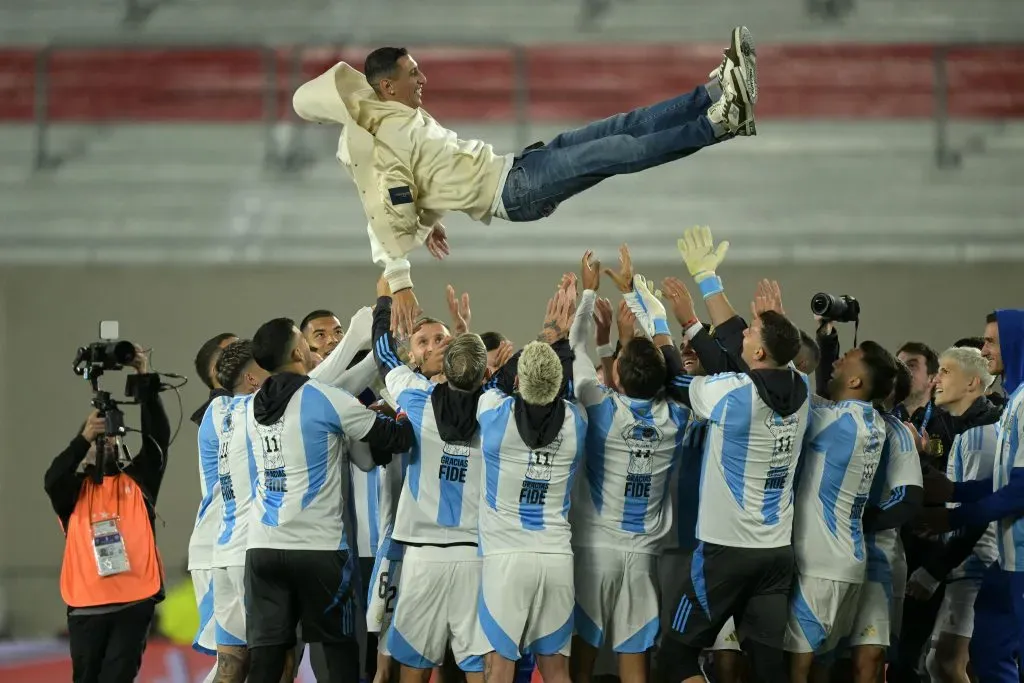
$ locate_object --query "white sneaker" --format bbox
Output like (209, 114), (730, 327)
(707, 66), (756, 137)
(708, 26), (758, 106)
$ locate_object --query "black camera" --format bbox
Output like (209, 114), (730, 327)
(811, 293), (861, 323)
(73, 321), (136, 381)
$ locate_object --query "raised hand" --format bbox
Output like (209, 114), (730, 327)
(540, 289), (575, 343)
(662, 277), (698, 327)
(581, 250), (601, 292)
(492, 340), (515, 370)
(752, 279), (785, 316)
(603, 244), (635, 293)
(616, 299), (638, 345)
(390, 288), (422, 338)
(425, 223), (450, 260)
(446, 284), (471, 335)
(677, 226), (729, 296)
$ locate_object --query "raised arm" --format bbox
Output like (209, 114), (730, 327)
(309, 306), (374, 387)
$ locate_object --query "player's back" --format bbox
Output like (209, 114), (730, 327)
(663, 418), (709, 553)
(571, 390), (689, 552)
(475, 389), (587, 555)
(947, 423), (1000, 579)
(795, 397), (886, 582)
(212, 394), (257, 568)
(994, 384), (1024, 571)
(246, 375), (376, 551)
(689, 372), (810, 550)
(389, 377), (484, 546)
(188, 394), (232, 571)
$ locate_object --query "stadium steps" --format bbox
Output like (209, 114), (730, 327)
(0, 121), (1022, 264)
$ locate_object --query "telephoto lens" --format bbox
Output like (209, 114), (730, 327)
(810, 293), (860, 323)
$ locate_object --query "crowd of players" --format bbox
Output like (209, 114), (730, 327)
(184, 225), (1024, 683)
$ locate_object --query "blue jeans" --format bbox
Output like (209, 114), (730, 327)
(500, 85), (718, 222)
(968, 565), (1024, 682)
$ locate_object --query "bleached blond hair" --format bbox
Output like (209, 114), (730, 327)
(443, 333), (488, 391)
(940, 346), (995, 391)
(517, 341), (563, 406)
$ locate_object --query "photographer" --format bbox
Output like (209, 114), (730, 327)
(43, 344), (171, 683)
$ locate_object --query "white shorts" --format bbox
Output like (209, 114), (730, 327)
(573, 546), (659, 654)
(190, 569), (217, 655)
(711, 618), (742, 652)
(848, 580), (891, 647)
(932, 578), (982, 639)
(388, 546), (488, 672)
(784, 575), (862, 655)
(213, 565), (246, 647)
(480, 553), (574, 661)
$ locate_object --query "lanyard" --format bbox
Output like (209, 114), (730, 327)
(917, 400), (934, 437)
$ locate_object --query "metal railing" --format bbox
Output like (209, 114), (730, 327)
(23, 39), (1019, 173)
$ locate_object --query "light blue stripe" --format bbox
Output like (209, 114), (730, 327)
(710, 385), (752, 508)
(614, 616), (659, 654)
(815, 414), (858, 537)
(566, 403), (587, 518)
(526, 609), (574, 656)
(398, 389), (430, 500)
(585, 397), (615, 515)
(480, 401), (512, 511)
(437, 447), (468, 528)
(622, 402), (655, 533)
(300, 386), (336, 510)
(196, 406), (221, 522)
(573, 602), (604, 648)
(367, 467), (381, 555)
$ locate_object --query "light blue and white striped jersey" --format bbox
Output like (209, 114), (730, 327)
(663, 419), (710, 552)
(993, 385), (1024, 571)
(187, 394), (232, 570)
(864, 414), (922, 592)
(476, 389), (587, 555)
(246, 378), (378, 551)
(687, 373), (810, 549)
(212, 394), (258, 568)
(349, 463), (383, 558)
(945, 423), (1000, 580)
(570, 385), (689, 554)
(384, 366), (482, 546)
(795, 397), (885, 582)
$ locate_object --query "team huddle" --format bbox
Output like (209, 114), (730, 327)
(183, 223), (1024, 683)
(181, 25), (1024, 683)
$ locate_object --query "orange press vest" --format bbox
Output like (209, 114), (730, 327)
(59, 473), (163, 608)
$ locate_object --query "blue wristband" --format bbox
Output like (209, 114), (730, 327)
(697, 275), (723, 299)
(653, 318), (671, 336)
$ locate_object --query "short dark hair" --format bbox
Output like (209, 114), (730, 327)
(617, 337), (667, 400)
(364, 47), (409, 91)
(253, 318), (298, 372)
(897, 341), (939, 375)
(799, 330), (820, 368)
(859, 341), (899, 403)
(987, 312), (998, 324)
(954, 336), (985, 350)
(300, 309), (338, 332)
(195, 332), (236, 389)
(216, 339), (254, 392)
(411, 316), (448, 336)
(480, 331), (506, 352)
(759, 311), (802, 366)
(893, 358), (913, 407)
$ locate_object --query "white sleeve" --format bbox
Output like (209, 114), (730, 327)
(570, 290), (605, 407)
(385, 365), (433, 405)
(886, 421), (924, 490)
(308, 306), (374, 386)
(347, 439), (377, 472)
(687, 373), (747, 421)
(337, 352), (379, 396)
(368, 222), (414, 292)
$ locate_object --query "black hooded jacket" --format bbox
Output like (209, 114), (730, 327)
(253, 371), (413, 464)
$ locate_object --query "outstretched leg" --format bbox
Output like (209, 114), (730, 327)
(543, 26), (757, 150)
(500, 66), (753, 222)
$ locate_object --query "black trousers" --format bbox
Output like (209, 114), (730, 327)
(68, 600), (155, 683)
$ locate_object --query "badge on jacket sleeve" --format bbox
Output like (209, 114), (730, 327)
(388, 186), (414, 206)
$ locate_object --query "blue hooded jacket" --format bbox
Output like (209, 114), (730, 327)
(949, 309), (1024, 531)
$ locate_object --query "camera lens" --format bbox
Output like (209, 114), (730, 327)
(111, 341), (136, 365)
(810, 293), (835, 317)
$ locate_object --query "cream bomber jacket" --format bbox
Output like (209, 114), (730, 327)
(293, 62), (508, 292)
